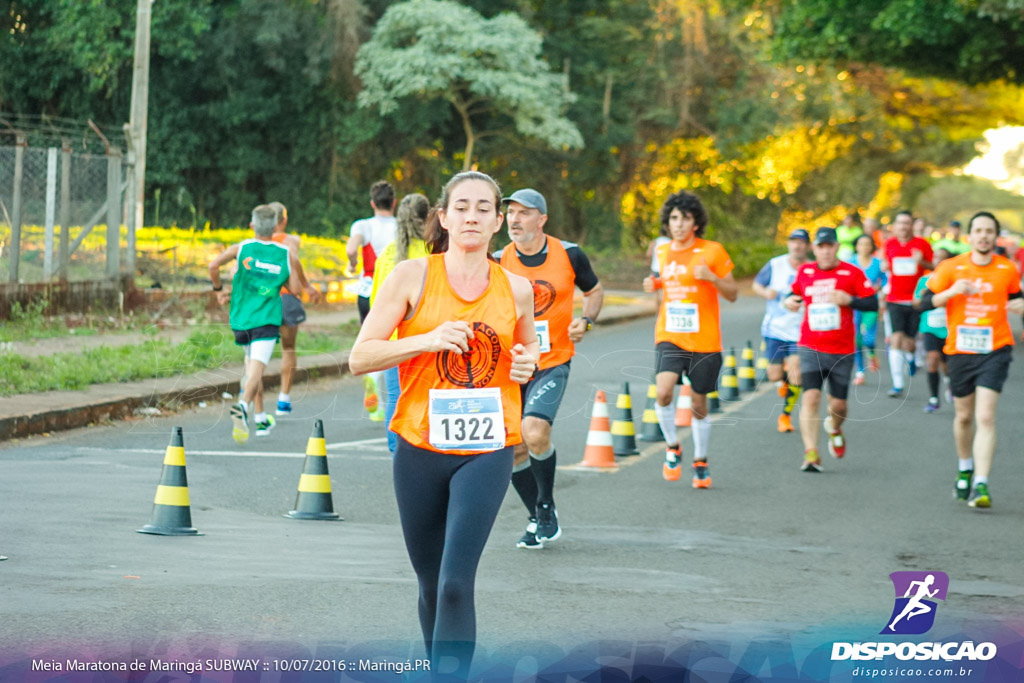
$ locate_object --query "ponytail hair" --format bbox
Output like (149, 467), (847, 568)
(395, 193), (430, 263)
(425, 204), (448, 255)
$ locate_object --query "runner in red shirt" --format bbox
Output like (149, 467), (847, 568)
(784, 227), (878, 472)
(921, 211), (1024, 509)
(883, 210), (934, 397)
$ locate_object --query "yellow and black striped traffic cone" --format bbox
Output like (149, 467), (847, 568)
(739, 341), (757, 392)
(138, 427), (201, 536)
(285, 419), (342, 520)
(756, 340), (770, 383)
(611, 383), (639, 456)
(638, 381), (662, 442)
(708, 390), (721, 413)
(720, 348), (740, 401)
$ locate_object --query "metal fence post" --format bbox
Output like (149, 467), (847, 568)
(59, 141), (71, 281)
(44, 147), (58, 279)
(124, 153), (136, 275)
(106, 146), (123, 278)
(8, 134), (26, 283)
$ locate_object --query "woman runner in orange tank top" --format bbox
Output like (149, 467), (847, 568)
(349, 172), (538, 678)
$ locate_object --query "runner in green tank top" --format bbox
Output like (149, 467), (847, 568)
(209, 205), (302, 443)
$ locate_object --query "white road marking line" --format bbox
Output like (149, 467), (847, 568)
(325, 437), (389, 449)
(75, 446), (391, 460)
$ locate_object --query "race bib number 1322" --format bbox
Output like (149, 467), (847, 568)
(428, 387), (505, 452)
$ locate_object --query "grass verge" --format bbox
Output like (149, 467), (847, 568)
(0, 322), (359, 397)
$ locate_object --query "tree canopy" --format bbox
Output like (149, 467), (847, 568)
(3, 0), (1023, 246)
(355, 0), (582, 170)
(768, 0), (1024, 85)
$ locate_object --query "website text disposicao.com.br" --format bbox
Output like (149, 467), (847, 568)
(851, 665), (976, 678)
(837, 640), (996, 679)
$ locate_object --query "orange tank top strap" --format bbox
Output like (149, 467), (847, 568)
(391, 255), (523, 454)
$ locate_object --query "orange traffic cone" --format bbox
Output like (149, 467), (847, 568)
(675, 378), (693, 427)
(579, 390), (617, 469)
(138, 427), (202, 536)
(285, 419), (342, 520)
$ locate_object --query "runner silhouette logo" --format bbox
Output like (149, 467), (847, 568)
(881, 571), (949, 635)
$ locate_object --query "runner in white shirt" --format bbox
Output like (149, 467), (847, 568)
(347, 180), (398, 323)
(347, 181), (398, 422)
(752, 229), (810, 433)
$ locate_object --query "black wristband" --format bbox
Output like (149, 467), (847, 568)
(212, 284), (223, 292)
(582, 316), (594, 331)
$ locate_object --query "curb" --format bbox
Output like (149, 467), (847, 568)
(0, 306), (656, 442)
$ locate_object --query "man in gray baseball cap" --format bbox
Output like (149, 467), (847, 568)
(496, 188), (602, 549)
(502, 188), (547, 215)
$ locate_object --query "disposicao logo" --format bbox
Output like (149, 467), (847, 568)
(882, 571), (948, 635)
(831, 571), (997, 663)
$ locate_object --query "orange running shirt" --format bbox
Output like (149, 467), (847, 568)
(390, 254), (523, 454)
(499, 236), (576, 370)
(654, 238), (734, 352)
(927, 253), (1021, 356)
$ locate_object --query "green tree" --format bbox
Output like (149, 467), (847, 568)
(766, 0), (1024, 85)
(355, 0), (583, 171)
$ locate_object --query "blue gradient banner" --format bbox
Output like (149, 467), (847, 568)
(2, 619), (1021, 682)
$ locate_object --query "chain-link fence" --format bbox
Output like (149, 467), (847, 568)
(1, 140), (133, 284)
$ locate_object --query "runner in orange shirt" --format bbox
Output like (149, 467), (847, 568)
(498, 188), (603, 549)
(921, 211), (1024, 509)
(268, 202), (321, 417)
(349, 171), (538, 678)
(643, 191), (738, 488)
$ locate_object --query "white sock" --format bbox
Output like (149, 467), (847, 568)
(691, 416), (711, 461)
(888, 348), (905, 389)
(974, 475), (988, 485)
(255, 412), (267, 423)
(278, 392), (291, 403)
(655, 402), (678, 449)
(959, 459), (974, 472)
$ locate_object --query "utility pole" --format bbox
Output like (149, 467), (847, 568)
(128, 0), (153, 233)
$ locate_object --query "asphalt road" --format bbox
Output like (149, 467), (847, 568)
(2, 295), (1023, 677)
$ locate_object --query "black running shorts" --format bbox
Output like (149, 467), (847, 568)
(281, 293), (307, 327)
(520, 362), (571, 425)
(946, 346), (1012, 398)
(654, 342), (723, 395)
(233, 325), (280, 346)
(888, 302), (920, 338)
(798, 347), (855, 400)
(922, 332), (946, 355)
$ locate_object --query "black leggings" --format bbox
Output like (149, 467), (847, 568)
(393, 437), (513, 678)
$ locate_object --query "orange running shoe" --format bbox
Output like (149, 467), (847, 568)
(777, 413), (794, 433)
(692, 460), (712, 489)
(662, 443), (683, 481)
